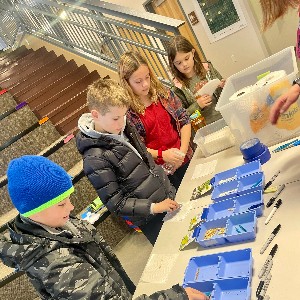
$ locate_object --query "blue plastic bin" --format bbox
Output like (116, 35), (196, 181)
(213, 161), (261, 186)
(205, 199), (235, 220)
(212, 172), (264, 202)
(183, 248), (252, 284)
(204, 190), (263, 221)
(226, 211), (257, 243)
(195, 217), (228, 247)
(213, 278), (250, 300)
(195, 211), (257, 247)
(218, 249), (252, 279)
(184, 278), (251, 300)
(234, 191), (263, 216)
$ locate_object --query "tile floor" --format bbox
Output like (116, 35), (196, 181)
(113, 231), (153, 285)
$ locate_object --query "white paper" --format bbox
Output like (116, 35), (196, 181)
(163, 202), (207, 222)
(192, 160), (218, 180)
(195, 79), (220, 97)
(140, 253), (179, 283)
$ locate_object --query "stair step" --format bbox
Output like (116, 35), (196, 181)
(48, 91), (87, 125)
(9, 55), (68, 96)
(0, 46), (31, 70)
(48, 139), (82, 172)
(0, 92), (17, 115)
(1, 51), (57, 89)
(18, 65), (89, 108)
(0, 122), (61, 178)
(0, 105), (37, 145)
(0, 271), (40, 300)
(0, 47), (48, 82)
(14, 59), (78, 100)
(0, 186), (15, 218)
(55, 105), (89, 135)
(35, 70), (100, 118)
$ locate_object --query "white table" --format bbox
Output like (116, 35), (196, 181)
(134, 140), (300, 300)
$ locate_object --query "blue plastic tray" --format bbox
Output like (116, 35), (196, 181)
(183, 248), (252, 283)
(211, 172), (264, 202)
(202, 190), (263, 220)
(183, 278), (251, 300)
(194, 211), (257, 247)
(213, 161), (261, 186)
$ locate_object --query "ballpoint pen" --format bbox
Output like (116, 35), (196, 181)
(258, 244), (278, 278)
(264, 170), (280, 190)
(260, 224), (281, 254)
(265, 199), (282, 225)
(266, 184), (285, 207)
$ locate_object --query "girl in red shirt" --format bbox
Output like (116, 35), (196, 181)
(118, 51), (193, 190)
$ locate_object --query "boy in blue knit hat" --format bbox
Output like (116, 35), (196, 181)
(0, 155), (208, 300)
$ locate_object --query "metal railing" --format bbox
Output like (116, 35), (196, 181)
(0, 1), (22, 50)
(0, 0), (185, 83)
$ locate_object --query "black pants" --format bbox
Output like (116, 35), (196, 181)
(168, 161), (190, 190)
(140, 212), (166, 246)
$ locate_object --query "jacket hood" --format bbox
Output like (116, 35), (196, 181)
(0, 219), (51, 271)
(78, 113), (102, 139)
(78, 113), (126, 139)
(76, 113), (143, 160)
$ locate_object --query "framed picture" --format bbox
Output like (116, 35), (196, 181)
(195, 0), (247, 43)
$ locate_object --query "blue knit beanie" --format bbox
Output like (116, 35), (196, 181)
(7, 155), (74, 217)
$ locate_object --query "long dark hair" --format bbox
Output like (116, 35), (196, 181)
(167, 35), (206, 87)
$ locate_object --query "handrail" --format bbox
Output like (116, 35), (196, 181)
(0, 0), (185, 82)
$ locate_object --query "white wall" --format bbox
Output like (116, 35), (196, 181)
(248, 0), (298, 55)
(179, 0), (269, 78)
(91, 0), (300, 78)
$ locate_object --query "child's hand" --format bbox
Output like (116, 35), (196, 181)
(163, 148), (185, 166)
(219, 79), (226, 88)
(173, 77), (183, 89)
(196, 94), (212, 109)
(153, 198), (180, 213)
(184, 287), (210, 300)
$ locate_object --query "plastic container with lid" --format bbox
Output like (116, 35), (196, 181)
(215, 47), (300, 146)
(193, 118), (236, 157)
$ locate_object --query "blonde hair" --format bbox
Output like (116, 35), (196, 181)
(87, 78), (131, 115)
(260, 0), (299, 30)
(167, 35), (206, 87)
(118, 51), (167, 114)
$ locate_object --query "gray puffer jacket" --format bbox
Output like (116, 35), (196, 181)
(0, 215), (188, 299)
(76, 114), (175, 227)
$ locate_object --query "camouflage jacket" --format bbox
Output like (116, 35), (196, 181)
(0, 215), (188, 300)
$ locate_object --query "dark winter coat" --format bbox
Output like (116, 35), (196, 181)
(76, 115), (175, 227)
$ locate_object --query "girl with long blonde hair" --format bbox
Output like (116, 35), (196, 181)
(118, 50), (193, 190)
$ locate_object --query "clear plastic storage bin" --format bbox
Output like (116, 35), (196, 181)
(215, 47), (300, 146)
(193, 118), (236, 157)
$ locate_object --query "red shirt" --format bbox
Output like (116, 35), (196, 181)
(140, 101), (180, 151)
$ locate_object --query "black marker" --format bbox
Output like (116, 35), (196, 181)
(264, 170), (280, 190)
(258, 244), (278, 278)
(266, 184), (285, 207)
(260, 224), (281, 254)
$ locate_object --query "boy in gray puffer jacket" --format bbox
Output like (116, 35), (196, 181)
(0, 155), (208, 300)
(76, 78), (180, 246)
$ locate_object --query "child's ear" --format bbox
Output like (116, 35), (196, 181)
(91, 109), (99, 120)
(192, 49), (195, 56)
